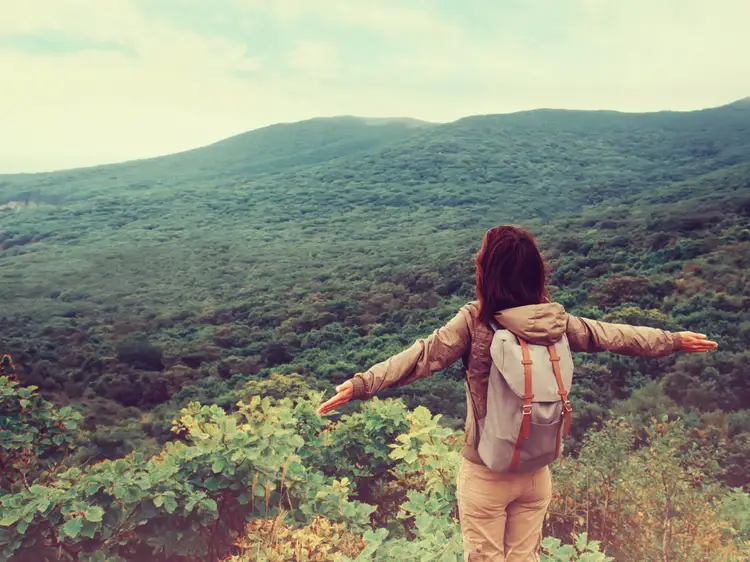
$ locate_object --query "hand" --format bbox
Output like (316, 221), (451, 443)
(679, 332), (718, 353)
(317, 381), (354, 416)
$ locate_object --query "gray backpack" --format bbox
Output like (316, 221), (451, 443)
(474, 323), (574, 474)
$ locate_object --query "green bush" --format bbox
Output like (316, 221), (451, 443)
(2, 355), (749, 561)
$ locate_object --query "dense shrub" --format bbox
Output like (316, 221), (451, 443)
(1, 374), (747, 561)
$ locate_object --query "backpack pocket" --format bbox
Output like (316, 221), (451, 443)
(514, 418), (563, 473)
(476, 419), (519, 473)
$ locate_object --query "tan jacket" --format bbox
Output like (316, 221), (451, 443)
(349, 302), (683, 465)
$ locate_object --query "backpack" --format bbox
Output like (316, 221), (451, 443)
(472, 323), (574, 474)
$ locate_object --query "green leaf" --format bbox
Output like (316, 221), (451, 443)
(363, 527), (388, 543)
(16, 520), (29, 535)
(389, 448), (407, 460)
(199, 499), (218, 514)
(541, 537), (562, 551)
(163, 496), (178, 514)
(84, 506), (104, 522)
(0, 512), (21, 527)
(414, 512), (432, 535)
(81, 520), (99, 539)
(211, 459), (225, 473)
(153, 496), (164, 508)
(62, 517), (83, 539)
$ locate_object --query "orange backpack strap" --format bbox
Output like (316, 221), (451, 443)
(509, 337), (534, 471)
(547, 344), (572, 439)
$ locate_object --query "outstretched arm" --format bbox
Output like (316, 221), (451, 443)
(566, 315), (717, 356)
(317, 308), (471, 415)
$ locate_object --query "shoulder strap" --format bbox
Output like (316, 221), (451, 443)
(509, 336), (535, 471)
(548, 344), (572, 438)
(517, 338), (534, 440)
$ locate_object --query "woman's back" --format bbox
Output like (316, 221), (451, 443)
(317, 225), (716, 561)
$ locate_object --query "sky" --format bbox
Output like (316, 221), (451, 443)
(1, 0), (749, 173)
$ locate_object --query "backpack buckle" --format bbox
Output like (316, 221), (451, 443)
(522, 404), (532, 415)
(562, 400), (572, 413)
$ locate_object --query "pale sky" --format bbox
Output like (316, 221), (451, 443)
(2, 0), (749, 173)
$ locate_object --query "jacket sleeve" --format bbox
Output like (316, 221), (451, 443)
(349, 308), (471, 401)
(565, 314), (683, 357)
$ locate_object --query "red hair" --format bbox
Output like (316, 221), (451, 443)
(475, 226), (549, 325)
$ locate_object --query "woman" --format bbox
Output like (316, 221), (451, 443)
(317, 225), (717, 561)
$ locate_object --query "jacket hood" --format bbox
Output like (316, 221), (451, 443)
(493, 302), (568, 345)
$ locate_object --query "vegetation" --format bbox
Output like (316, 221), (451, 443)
(1, 374), (747, 561)
(1, 99), (749, 559)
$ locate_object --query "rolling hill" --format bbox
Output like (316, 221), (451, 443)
(0, 98), (748, 453)
(1, 99), (750, 561)
(0, 116), (432, 204)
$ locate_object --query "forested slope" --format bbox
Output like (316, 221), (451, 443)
(1, 100), (749, 560)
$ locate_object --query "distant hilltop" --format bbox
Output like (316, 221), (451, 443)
(1, 96), (749, 178)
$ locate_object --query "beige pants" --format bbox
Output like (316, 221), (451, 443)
(456, 458), (552, 561)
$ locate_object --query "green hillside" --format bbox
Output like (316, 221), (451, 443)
(1, 100), (749, 436)
(1, 100), (749, 560)
(0, 117), (431, 204)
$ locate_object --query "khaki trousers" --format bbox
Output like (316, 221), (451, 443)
(456, 458), (552, 561)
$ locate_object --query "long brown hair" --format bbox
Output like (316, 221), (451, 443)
(475, 225), (549, 325)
